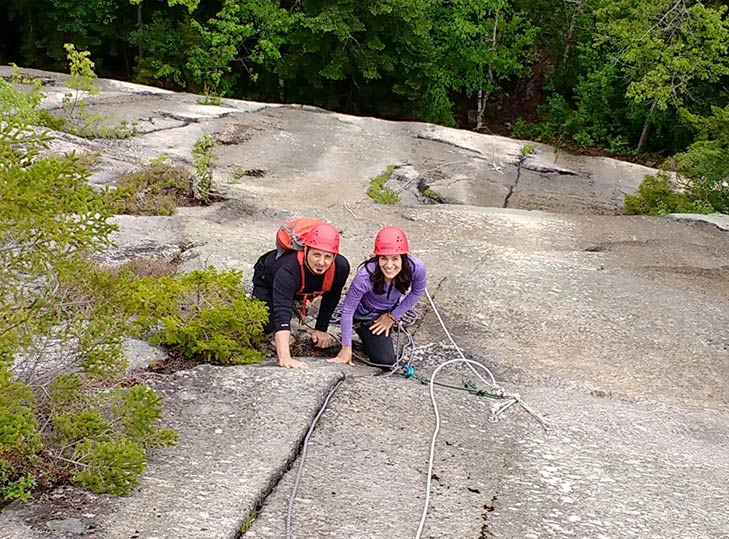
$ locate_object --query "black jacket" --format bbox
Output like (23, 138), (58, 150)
(252, 249), (350, 333)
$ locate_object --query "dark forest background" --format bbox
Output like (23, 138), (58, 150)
(2, 0), (728, 163)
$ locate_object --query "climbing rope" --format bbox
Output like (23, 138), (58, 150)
(286, 376), (345, 539)
(287, 289), (550, 539)
(416, 358), (501, 539)
(407, 289), (552, 539)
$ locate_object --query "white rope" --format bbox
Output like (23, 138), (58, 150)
(415, 358), (498, 539)
(415, 289), (552, 538)
(424, 288), (497, 387)
(424, 287), (551, 431)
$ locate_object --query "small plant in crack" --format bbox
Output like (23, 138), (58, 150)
(520, 143), (536, 156)
(239, 510), (258, 534)
(367, 165), (399, 204)
(192, 133), (218, 204)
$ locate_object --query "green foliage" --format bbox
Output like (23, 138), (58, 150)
(112, 385), (178, 448)
(129, 0), (201, 14)
(72, 438), (147, 495)
(598, 2), (729, 113)
(0, 66), (65, 130)
(48, 375), (177, 495)
(130, 12), (197, 89)
(130, 267), (267, 365)
(422, 187), (441, 202)
(116, 162), (195, 216)
(46, 150), (102, 171)
(278, 0), (434, 116)
(191, 133), (218, 204)
(0, 364), (41, 502)
(520, 143), (536, 156)
(367, 166), (399, 204)
(670, 105), (729, 214)
(186, 0), (292, 96)
(197, 94), (223, 106)
(429, 0), (538, 125)
(3, 0), (729, 161)
(240, 511), (258, 533)
(624, 172), (714, 216)
(60, 43), (137, 139)
(0, 86), (175, 501)
(624, 105), (729, 216)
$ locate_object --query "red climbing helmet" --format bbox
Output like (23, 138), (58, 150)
(304, 222), (340, 254)
(374, 226), (409, 255)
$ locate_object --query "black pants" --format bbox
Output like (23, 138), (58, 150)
(355, 317), (396, 366)
(252, 251), (276, 334)
(251, 284), (275, 334)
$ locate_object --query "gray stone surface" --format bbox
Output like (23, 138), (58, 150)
(1, 66), (728, 539)
(243, 371), (729, 539)
(1, 365), (346, 539)
(667, 212), (729, 231)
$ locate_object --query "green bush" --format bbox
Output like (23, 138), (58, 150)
(130, 267), (268, 365)
(624, 172), (715, 215)
(1, 80), (176, 501)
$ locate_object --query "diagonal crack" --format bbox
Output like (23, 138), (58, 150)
(503, 154), (525, 208)
(235, 374), (345, 537)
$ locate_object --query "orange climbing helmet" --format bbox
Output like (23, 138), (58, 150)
(374, 226), (409, 255)
(304, 222), (340, 254)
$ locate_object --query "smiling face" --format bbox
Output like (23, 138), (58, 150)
(378, 254), (402, 282)
(305, 247), (335, 274)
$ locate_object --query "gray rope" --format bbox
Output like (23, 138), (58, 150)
(286, 376), (345, 539)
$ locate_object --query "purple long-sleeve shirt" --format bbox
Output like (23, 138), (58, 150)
(339, 255), (427, 346)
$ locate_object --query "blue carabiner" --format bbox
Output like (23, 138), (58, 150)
(401, 365), (414, 378)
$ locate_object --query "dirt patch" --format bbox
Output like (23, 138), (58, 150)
(216, 123), (257, 145)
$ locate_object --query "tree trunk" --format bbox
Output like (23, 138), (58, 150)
(476, 11), (499, 131)
(137, 5), (143, 59)
(637, 118), (651, 154)
(476, 89), (485, 130)
(562, 0), (583, 65)
(636, 101), (657, 154)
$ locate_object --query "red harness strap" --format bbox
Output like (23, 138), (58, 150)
(295, 250), (336, 317)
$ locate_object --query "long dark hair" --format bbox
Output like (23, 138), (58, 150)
(359, 254), (413, 295)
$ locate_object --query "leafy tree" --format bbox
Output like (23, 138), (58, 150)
(278, 0), (435, 117)
(428, 0), (538, 128)
(185, 0), (293, 97)
(4, 0), (133, 72)
(129, 11), (198, 88)
(596, 0), (729, 153)
(670, 105), (729, 213)
(625, 105), (729, 216)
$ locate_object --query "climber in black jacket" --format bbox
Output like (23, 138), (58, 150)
(252, 222), (350, 369)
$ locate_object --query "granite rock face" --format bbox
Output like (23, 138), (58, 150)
(1, 66), (728, 539)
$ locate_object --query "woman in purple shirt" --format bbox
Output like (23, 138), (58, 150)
(328, 227), (427, 366)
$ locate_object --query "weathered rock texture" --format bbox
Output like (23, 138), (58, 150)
(1, 66), (728, 539)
